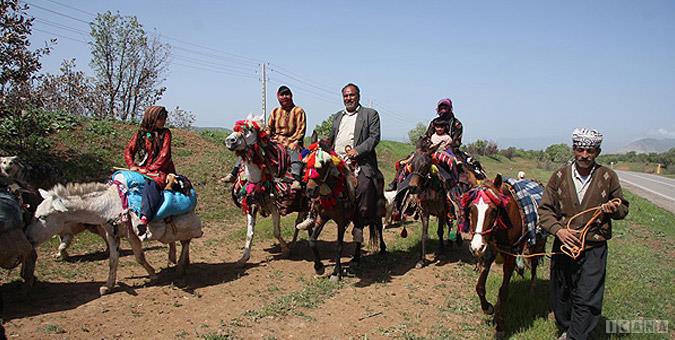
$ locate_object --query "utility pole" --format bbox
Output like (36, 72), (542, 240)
(260, 63), (267, 125)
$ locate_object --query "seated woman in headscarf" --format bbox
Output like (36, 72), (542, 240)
(386, 98), (465, 191)
(124, 106), (176, 236)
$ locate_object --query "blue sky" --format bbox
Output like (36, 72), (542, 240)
(28, 0), (675, 151)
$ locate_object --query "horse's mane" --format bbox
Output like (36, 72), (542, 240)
(52, 182), (110, 197)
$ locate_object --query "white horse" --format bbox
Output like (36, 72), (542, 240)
(26, 182), (202, 295)
(224, 116), (308, 264)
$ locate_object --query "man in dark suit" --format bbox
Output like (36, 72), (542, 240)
(328, 83), (386, 261)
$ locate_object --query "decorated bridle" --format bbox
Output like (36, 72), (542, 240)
(461, 185), (511, 238)
(302, 142), (349, 209)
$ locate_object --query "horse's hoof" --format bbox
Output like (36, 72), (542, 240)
(236, 255), (250, 266)
(99, 286), (110, 296)
(329, 274), (340, 283)
(22, 275), (35, 287)
(494, 331), (505, 340)
(379, 249), (387, 256)
(314, 262), (325, 275)
(415, 260), (425, 269)
(483, 303), (494, 315)
(54, 252), (68, 261)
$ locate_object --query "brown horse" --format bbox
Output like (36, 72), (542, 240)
(463, 173), (546, 337)
(302, 137), (384, 281)
(405, 136), (463, 267)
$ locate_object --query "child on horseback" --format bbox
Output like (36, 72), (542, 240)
(430, 119), (452, 151)
(124, 106), (175, 237)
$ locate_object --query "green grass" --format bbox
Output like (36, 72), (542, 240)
(377, 140), (415, 183)
(5, 118), (674, 339)
(243, 277), (341, 321)
(41, 323), (66, 334)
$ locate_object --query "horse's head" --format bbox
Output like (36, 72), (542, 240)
(303, 144), (335, 199)
(25, 186), (70, 246)
(462, 174), (510, 257)
(224, 116), (266, 152)
(408, 136), (439, 192)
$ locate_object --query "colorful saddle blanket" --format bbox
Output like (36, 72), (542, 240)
(504, 177), (545, 237)
(112, 170), (197, 221)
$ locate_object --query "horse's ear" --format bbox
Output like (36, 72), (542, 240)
(466, 170), (478, 187)
(311, 130), (318, 144)
(427, 142), (440, 156)
(494, 173), (503, 188)
(38, 188), (50, 199)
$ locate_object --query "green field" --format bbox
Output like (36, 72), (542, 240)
(3, 119), (673, 339)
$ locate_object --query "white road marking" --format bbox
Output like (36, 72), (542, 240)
(618, 177), (675, 202)
(619, 171), (675, 189)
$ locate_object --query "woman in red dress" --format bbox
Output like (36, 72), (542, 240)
(124, 106), (175, 235)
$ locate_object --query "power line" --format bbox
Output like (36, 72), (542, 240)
(172, 56), (257, 78)
(33, 27), (88, 44)
(39, 0), (96, 17)
(269, 63), (340, 94)
(268, 66), (335, 96)
(268, 77), (336, 105)
(26, 2), (91, 24)
(171, 62), (258, 80)
(268, 76), (336, 103)
(29, 1), (262, 69)
(34, 17), (88, 36)
(171, 45), (259, 69)
(173, 53), (257, 74)
(161, 36), (262, 66)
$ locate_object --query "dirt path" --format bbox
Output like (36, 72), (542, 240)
(2, 221), (502, 339)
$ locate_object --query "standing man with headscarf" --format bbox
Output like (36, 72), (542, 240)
(329, 83), (386, 260)
(266, 85), (307, 189)
(538, 128), (629, 340)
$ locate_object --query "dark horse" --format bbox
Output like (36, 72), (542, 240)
(463, 173), (546, 337)
(402, 136), (463, 267)
(302, 136), (385, 281)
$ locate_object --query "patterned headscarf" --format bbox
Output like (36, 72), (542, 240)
(436, 98), (453, 113)
(572, 128), (603, 149)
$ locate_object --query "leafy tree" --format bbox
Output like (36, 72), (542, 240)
(89, 11), (169, 120)
(0, 0), (52, 116)
(543, 143), (572, 163)
(35, 59), (97, 116)
(167, 105), (195, 129)
(0, 108), (78, 160)
(313, 113), (336, 139)
(499, 146), (517, 159)
(408, 122), (426, 144)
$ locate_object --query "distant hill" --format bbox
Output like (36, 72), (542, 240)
(618, 138), (675, 154)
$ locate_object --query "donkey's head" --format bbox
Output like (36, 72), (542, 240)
(224, 115), (265, 152)
(27, 183), (110, 246)
(462, 174), (510, 257)
(25, 186), (71, 246)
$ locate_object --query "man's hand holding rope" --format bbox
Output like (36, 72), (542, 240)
(556, 228), (581, 249)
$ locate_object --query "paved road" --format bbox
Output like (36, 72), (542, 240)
(615, 170), (675, 214)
